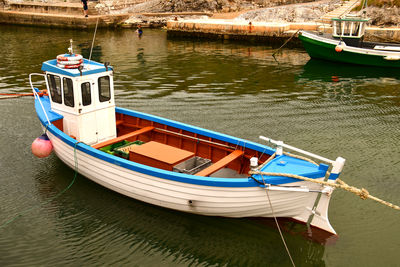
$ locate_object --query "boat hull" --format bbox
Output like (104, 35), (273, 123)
(34, 95), (337, 234)
(299, 31), (400, 68)
(48, 129), (334, 231)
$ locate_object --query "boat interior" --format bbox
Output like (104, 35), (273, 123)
(51, 112), (272, 178)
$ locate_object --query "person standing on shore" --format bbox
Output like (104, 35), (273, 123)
(81, 0), (88, 17)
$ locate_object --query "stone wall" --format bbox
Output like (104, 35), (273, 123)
(366, 6), (400, 26)
(4, 0), (316, 14)
(238, 0), (340, 23)
(119, 0), (315, 13)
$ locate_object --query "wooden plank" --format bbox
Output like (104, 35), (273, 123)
(116, 120), (124, 127)
(195, 150), (244, 177)
(129, 141), (194, 171)
(92, 126), (154, 149)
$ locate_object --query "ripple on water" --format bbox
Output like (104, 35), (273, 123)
(1, 27), (400, 266)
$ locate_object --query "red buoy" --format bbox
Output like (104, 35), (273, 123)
(32, 134), (53, 158)
(335, 45), (343, 53)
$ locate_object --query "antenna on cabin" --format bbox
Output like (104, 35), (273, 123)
(78, 65), (83, 76)
(88, 17), (99, 64)
(68, 39), (74, 55)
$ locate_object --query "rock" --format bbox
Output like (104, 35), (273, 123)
(366, 6), (400, 26)
(237, 0), (340, 23)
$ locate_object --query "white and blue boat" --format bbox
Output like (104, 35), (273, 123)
(30, 44), (346, 235)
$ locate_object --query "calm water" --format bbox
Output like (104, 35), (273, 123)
(0, 25), (399, 266)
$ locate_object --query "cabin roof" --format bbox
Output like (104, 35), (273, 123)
(331, 17), (370, 22)
(41, 58), (113, 77)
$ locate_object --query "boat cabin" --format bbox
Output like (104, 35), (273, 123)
(332, 15), (370, 46)
(42, 58), (116, 145)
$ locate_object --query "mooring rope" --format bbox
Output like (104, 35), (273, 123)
(272, 29), (300, 57)
(0, 142), (80, 229)
(0, 90), (47, 100)
(260, 174), (296, 267)
(249, 170), (400, 210)
(256, 152), (276, 170)
(283, 151), (318, 166)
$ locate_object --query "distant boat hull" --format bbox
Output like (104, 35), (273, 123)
(299, 31), (400, 68)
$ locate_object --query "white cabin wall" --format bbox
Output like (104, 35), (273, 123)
(77, 112), (98, 145)
(95, 106), (117, 143)
(46, 70), (117, 145)
(61, 112), (78, 138)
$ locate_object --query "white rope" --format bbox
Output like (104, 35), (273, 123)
(261, 174), (295, 267)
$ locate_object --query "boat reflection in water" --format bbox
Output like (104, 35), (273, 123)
(34, 163), (330, 266)
(299, 59), (400, 83)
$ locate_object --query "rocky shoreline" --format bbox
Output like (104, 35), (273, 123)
(110, 0), (400, 28)
(0, 0), (399, 30)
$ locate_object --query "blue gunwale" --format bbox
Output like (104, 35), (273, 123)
(34, 96), (327, 187)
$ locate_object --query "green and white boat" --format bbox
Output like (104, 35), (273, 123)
(299, 16), (400, 68)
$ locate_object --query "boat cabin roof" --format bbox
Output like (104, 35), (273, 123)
(331, 16), (370, 23)
(41, 57), (113, 77)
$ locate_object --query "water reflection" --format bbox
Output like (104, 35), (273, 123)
(297, 59), (400, 106)
(31, 164), (327, 266)
(299, 59), (400, 82)
(79, 44), (102, 63)
(111, 37), (311, 98)
(1, 25), (400, 267)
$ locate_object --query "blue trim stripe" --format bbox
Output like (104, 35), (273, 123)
(34, 97), (328, 187)
(328, 173), (339, 180)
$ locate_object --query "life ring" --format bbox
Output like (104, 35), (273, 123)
(57, 59), (83, 65)
(57, 63), (83, 69)
(57, 54), (83, 61)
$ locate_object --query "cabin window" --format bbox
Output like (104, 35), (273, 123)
(353, 22), (360, 36)
(81, 82), (91, 106)
(63, 78), (74, 107)
(47, 74), (62, 104)
(98, 76), (111, 102)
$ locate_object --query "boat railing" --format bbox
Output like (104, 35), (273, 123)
(332, 15), (370, 39)
(259, 136), (345, 178)
(29, 73), (51, 126)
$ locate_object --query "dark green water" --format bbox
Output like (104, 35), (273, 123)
(0, 25), (399, 266)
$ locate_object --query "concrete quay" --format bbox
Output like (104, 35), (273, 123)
(167, 19), (320, 46)
(0, 10), (130, 28)
(0, 1), (130, 28)
(167, 18), (400, 46)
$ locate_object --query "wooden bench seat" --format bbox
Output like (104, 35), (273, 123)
(92, 126), (154, 149)
(195, 150), (244, 177)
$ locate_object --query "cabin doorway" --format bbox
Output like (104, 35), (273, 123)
(77, 76), (116, 145)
